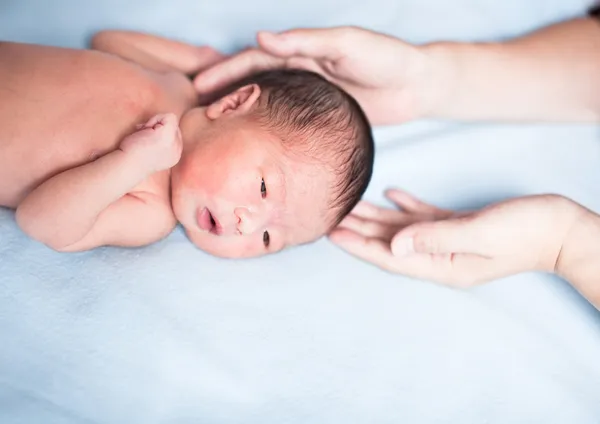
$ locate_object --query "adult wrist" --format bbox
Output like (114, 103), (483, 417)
(419, 40), (510, 120)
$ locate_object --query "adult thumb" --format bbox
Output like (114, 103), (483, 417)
(257, 29), (345, 60)
(391, 218), (481, 256)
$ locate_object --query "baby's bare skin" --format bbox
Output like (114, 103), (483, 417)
(0, 40), (195, 208)
(0, 33), (232, 252)
(1, 32), (332, 257)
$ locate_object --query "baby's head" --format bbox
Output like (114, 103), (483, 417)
(171, 69), (374, 258)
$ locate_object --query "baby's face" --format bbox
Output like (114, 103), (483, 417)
(171, 115), (333, 258)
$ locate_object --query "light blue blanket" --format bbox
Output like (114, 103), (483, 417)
(1, 0), (599, 422)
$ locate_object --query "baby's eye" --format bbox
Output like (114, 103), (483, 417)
(261, 178), (267, 199)
(263, 230), (270, 248)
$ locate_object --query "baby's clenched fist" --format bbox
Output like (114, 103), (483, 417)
(120, 113), (183, 172)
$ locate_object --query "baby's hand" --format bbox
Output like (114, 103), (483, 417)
(119, 113), (183, 172)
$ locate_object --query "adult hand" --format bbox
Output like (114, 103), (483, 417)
(193, 27), (440, 125)
(328, 190), (581, 286)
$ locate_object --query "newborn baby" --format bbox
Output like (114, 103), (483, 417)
(0, 32), (374, 258)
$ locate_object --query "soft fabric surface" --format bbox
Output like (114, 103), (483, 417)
(1, 0), (599, 423)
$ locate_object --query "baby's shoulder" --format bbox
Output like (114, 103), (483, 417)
(131, 170), (172, 204)
(128, 170), (176, 230)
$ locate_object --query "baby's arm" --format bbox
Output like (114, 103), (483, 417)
(16, 114), (181, 252)
(90, 30), (224, 75)
(556, 207), (600, 309)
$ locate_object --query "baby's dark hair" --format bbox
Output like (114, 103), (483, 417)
(225, 69), (374, 228)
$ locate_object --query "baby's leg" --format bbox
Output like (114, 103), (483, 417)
(90, 31), (225, 75)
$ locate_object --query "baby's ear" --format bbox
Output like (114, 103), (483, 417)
(205, 84), (261, 120)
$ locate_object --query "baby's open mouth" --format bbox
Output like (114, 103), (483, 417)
(197, 207), (222, 235)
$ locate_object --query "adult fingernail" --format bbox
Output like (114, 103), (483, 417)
(392, 237), (414, 256)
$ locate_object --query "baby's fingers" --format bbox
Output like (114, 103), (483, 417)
(137, 113), (178, 131)
(141, 114), (163, 130)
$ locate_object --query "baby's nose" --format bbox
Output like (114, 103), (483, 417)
(234, 207), (266, 235)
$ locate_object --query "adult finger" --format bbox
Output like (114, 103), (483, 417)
(385, 189), (451, 217)
(398, 252), (492, 287)
(284, 56), (327, 77)
(351, 200), (410, 224)
(391, 218), (487, 257)
(194, 46), (229, 72)
(328, 228), (399, 273)
(329, 230), (492, 287)
(258, 28), (348, 61)
(193, 48), (285, 94)
(336, 214), (397, 240)
(330, 228), (491, 285)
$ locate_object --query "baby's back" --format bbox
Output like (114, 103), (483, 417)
(0, 41), (192, 207)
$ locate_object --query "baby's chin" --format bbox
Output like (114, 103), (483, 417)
(185, 229), (271, 259)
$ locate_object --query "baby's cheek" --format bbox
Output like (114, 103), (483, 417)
(188, 231), (264, 259)
(193, 156), (242, 194)
(178, 161), (218, 195)
(220, 237), (264, 259)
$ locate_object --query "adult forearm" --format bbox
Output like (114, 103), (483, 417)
(16, 150), (151, 249)
(424, 17), (600, 122)
(556, 206), (600, 309)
